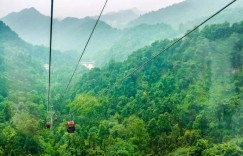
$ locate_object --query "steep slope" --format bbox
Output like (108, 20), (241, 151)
(0, 21), (83, 95)
(2, 7), (178, 66)
(3, 2), (243, 68)
(2, 7), (51, 45)
(53, 16), (120, 52)
(0, 48), (7, 100)
(128, 0), (243, 29)
(2, 8), (120, 52)
(67, 21), (243, 155)
(180, 7), (243, 32)
(0, 18), (242, 155)
(0, 20), (47, 94)
(0, 20), (49, 155)
(98, 23), (177, 65)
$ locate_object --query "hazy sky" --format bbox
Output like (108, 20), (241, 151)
(0, 0), (184, 18)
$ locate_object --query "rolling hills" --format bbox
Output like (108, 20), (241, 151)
(2, 7), (119, 52)
(0, 12), (242, 155)
(128, 0), (243, 29)
(1, 7), (177, 66)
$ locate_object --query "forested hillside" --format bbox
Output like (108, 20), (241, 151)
(0, 20), (89, 155)
(63, 22), (243, 155)
(179, 7), (243, 33)
(0, 18), (243, 155)
(97, 23), (176, 65)
(0, 47), (7, 101)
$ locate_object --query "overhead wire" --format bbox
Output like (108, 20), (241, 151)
(47, 0), (54, 112)
(64, 0), (109, 94)
(57, 0), (109, 120)
(99, 0), (237, 96)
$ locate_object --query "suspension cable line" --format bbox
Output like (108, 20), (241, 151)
(99, 0), (237, 96)
(47, 0), (54, 112)
(57, 0), (109, 125)
(64, 0), (109, 94)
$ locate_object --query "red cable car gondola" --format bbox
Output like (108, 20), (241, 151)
(66, 121), (75, 133)
(46, 121), (51, 129)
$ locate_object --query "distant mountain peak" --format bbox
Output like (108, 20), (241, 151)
(19, 7), (42, 15)
(3, 7), (45, 20)
(62, 17), (80, 22)
(26, 7), (38, 11)
(83, 16), (94, 20)
(96, 8), (143, 28)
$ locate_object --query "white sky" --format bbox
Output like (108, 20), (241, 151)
(0, 0), (184, 18)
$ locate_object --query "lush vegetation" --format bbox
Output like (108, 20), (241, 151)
(0, 19), (243, 155)
(67, 22), (243, 155)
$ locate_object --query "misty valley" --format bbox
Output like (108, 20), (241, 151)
(0, 0), (243, 155)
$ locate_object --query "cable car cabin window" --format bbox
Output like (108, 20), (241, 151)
(67, 121), (75, 133)
(46, 122), (51, 129)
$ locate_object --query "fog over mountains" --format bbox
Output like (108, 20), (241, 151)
(2, 7), (119, 51)
(0, 0), (242, 154)
(96, 8), (144, 29)
(128, 0), (243, 28)
(1, 0), (243, 66)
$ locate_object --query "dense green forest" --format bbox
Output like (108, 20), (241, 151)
(67, 22), (243, 155)
(0, 19), (243, 156)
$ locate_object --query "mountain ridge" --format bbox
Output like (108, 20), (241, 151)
(1, 7), (176, 66)
(97, 8), (143, 28)
(127, 0), (243, 29)
(2, 7), (119, 52)
(2, 1), (243, 67)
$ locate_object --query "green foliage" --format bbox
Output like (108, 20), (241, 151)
(202, 22), (232, 40)
(0, 18), (243, 155)
(12, 112), (41, 136)
(203, 142), (243, 156)
(72, 21), (243, 155)
(106, 138), (135, 156)
(0, 50), (7, 99)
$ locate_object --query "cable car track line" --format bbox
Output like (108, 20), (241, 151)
(47, 0), (54, 112)
(65, 0), (109, 93)
(57, 0), (109, 126)
(100, 0), (237, 96)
